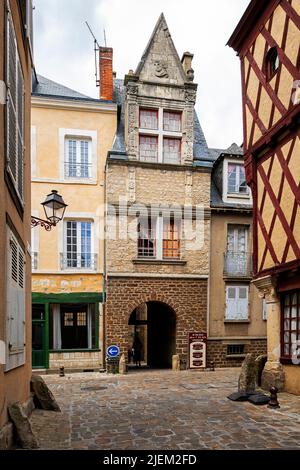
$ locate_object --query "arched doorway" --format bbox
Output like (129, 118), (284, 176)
(128, 301), (176, 369)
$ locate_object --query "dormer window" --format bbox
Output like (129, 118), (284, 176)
(227, 163), (249, 195)
(139, 109), (158, 130)
(138, 107), (182, 164)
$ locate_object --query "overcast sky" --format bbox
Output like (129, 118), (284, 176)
(33, 0), (250, 149)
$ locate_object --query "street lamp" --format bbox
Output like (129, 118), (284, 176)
(31, 190), (68, 231)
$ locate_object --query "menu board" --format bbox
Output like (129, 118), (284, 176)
(189, 332), (207, 369)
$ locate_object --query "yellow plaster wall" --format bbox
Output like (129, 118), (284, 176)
(31, 101), (117, 291)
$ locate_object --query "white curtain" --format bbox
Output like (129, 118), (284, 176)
(52, 304), (62, 350)
(87, 305), (92, 349)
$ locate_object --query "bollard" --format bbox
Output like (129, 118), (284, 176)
(268, 386), (280, 409)
(59, 366), (65, 377)
(210, 361), (215, 372)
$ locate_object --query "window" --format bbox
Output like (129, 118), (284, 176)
(62, 221), (96, 270)
(49, 304), (96, 350)
(265, 47), (280, 81)
(262, 299), (267, 321)
(138, 218), (156, 258)
(137, 216), (181, 260)
(138, 107), (182, 163)
(5, 227), (25, 370)
(65, 138), (91, 178)
(139, 136), (158, 162)
(227, 164), (248, 195)
(163, 218), (180, 259)
(163, 138), (181, 164)
(163, 111), (181, 132)
(139, 109), (158, 129)
(6, 10), (25, 203)
(282, 291), (300, 362)
(227, 344), (245, 355)
(225, 286), (249, 320)
(225, 225), (249, 276)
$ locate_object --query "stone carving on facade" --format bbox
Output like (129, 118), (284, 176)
(186, 69), (194, 82)
(126, 84), (138, 97)
(185, 171), (193, 204)
(128, 167), (136, 202)
(127, 103), (138, 157)
(154, 60), (169, 78)
(184, 89), (197, 104)
(252, 275), (278, 303)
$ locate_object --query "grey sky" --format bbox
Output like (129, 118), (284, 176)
(33, 0), (249, 149)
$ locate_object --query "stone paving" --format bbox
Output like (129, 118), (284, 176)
(30, 368), (300, 450)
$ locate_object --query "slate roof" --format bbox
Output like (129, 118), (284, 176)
(32, 74), (112, 103)
(110, 79), (211, 163)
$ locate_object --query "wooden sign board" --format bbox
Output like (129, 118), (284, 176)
(189, 332), (207, 369)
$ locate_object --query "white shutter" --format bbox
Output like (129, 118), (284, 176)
(226, 286), (249, 320)
(5, 228), (25, 371)
(226, 287), (238, 319)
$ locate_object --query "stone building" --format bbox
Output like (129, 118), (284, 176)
(31, 67), (117, 371)
(229, 0), (300, 393)
(208, 144), (266, 367)
(105, 14), (214, 368)
(0, 0), (34, 448)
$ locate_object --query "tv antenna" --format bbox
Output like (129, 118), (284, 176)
(85, 21), (100, 88)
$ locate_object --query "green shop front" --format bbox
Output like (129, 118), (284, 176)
(32, 292), (102, 371)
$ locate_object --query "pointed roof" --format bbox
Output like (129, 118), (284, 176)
(135, 13), (187, 83)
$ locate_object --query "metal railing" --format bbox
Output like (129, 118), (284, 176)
(64, 162), (92, 179)
(60, 253), (98, 271)
(224, 251), (252, 277)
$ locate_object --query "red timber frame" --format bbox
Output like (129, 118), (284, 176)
(229, 0), (300, 279)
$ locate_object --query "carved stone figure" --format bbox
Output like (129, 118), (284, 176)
(154, 60), (169, 78)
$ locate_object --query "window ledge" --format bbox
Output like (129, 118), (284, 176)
(227, 193), (250, 200)
(224, 320), (250, 324)
(280, 357), (300, 365)
(132, 258), (187, 266)
(226, 354), (246, 359)
(223, 275), (252, 281)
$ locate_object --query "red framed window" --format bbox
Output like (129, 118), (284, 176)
(163, 218), (180, 259)
(163, 138), (181, 164)
(139, 135), (158, 162)
(163, 111), (181, 132)
(138, 218), (156, 258)
(139, 109), (158, 130)
(282, 291), (300, 363)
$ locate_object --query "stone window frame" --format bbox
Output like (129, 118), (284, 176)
(138, 107), (182, 164)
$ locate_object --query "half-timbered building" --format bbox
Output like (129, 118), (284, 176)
(229, 0), (300, 393)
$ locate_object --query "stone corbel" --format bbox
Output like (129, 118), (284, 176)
(252, 275), (278, 304)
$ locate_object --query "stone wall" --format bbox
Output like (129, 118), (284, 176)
(207, 339), (267, 368)
(49, 352), (101, 371)
(106, 276), (208, 363)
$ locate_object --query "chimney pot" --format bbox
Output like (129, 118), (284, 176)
(99, 47), (113, 101)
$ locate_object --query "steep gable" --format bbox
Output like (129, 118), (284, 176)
(136, 13), (187, 85)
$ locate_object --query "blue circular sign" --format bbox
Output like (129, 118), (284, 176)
(107, 345), (120, 358)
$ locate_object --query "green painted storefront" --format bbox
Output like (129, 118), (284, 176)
(32, 292), (102, 369)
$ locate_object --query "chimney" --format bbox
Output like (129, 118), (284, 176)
(181, 52), (194, 81)
(99, 47), (113, 101)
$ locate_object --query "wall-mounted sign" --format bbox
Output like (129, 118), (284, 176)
(107, 345), (120, 358)
(189, 332), (207, 369)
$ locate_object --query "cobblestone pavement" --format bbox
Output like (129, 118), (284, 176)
(30, 368), (300, 450)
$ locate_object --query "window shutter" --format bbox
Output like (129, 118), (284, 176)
(6, 10), (25, 202)
(237, 287), (248, 320)
(226, 287), (237, 319)
(26, 0), (34, 56)
(6, 228), (25, 371)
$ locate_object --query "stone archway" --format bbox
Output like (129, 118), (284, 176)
(128, 301), (176, 369)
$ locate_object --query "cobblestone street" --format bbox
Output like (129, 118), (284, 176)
(30, 369), (300, 450)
